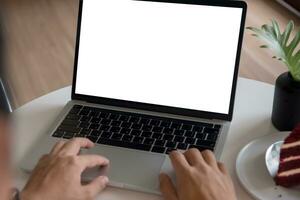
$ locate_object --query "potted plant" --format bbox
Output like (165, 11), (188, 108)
(248, 20), (300, 131)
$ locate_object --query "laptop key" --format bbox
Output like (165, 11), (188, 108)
(61, 119), (79, 127)
(152, 126), (163, 133)
(131, 130), (141, 136)
(73, 105), (83, 110)
(160, 121), (171, 128)
(174, 136), (185, 143)
(122, 135), (133, 142)
(87, 136), (99, 143)
(79, 122), (90, 129)
(131, 123), (142, 130)
(111, 133), (122, 141)
(83, 106), (93, 111)
(66, 114), (80, 120)
(52, 131), (64, 138)
(99, 112), (109, 118)
(129, 116), (140, 123)
(110, 126), (121, 133)
(91, 118), (101, 124)
(149, 120), (160, 126)
(166, 141), (177, 148)
(182, 124), (192, 131)
(111, 120), (122, 126)
(184, 131), (195, 138)
(133, 136), (144, 144)
(204, 127), (219, 134)
(206, 134), (218, 141)
(79, 110), (89, 116)
(185, 137), (196, 145)
(80, 116), (92, 122)
(58, 125), (81, 133)
(63, 132), (75, 139)
(174, 130), (185, 136)
(69, 108), (81, 115)
(101, 119), (111, 125)
(170, 123), (181, 129)
(196, 133), (205, 139)
(143, 138), (155, 145)
(91, 131), (101, 137)
(108, 114), (119, 120)
(120, 128), (131, 135)
(152, 133), (163, 140)
(99, 125), (110, 131)
(151, 146), (166, 153)
(121, 122), (132, 128)
(100, 132), (111, 139)
(163, 128), (174, 135)
(141, 131), (152, 138)
(90, 123), (100, 130)
(82, 106), (92, 111)
(196, 140), (215, 148)
(163, 134), (174, 141)
(142, 125), (152, 131)
(155, 140), (166, 147)
(89, 111), (99, 117)
(193, 126), (203, 132)
(177, 143), (188, 150)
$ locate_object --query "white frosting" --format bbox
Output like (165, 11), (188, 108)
(282, 140), (300, 149)
(283, 155), (300, 162)
(278, 168), (300, 177)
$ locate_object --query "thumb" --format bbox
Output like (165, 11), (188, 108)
(84, 176), (109, 198)
(159, 173), (178, 200)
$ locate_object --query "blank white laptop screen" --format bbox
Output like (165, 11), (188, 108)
(75, 0), (243, 115)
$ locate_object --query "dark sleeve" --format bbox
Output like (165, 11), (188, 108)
(0, 13), (12, 114)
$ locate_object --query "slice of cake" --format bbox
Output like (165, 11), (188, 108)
(275, 124), (300, 187)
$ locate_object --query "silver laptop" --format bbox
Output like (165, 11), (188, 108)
(21, 0), (247, 195)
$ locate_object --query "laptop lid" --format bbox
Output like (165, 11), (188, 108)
(72, 0), (247, 121)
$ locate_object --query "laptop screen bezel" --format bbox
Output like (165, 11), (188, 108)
(71, 0), (247, 121)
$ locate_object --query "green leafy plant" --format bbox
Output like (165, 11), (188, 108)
(247, 20), (300, 82)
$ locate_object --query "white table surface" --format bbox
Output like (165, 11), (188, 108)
(12, 77), (278, 200)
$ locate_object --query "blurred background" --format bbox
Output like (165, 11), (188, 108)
(0, 0), (299, 109)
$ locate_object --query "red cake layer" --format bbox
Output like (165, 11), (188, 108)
(280, 146), (300, 159)
(278, 159), (300, 172)
(275, 124), (300, 188)
(275, 172), (300, 188)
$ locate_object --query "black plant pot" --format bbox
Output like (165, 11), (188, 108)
(272, 72), (300, 131)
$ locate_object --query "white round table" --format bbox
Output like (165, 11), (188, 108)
(11, 77), (278, 200)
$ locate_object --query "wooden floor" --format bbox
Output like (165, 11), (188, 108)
(1, 0), (299, 108)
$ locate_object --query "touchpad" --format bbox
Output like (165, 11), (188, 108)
(83, 145), (166, 192)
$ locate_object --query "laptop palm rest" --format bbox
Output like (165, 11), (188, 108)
(82, 144), (166, 193)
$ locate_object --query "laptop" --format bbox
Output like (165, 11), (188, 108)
(21, 0), (247, 194)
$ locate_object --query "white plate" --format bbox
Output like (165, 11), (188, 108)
(236, 132), (300, 200)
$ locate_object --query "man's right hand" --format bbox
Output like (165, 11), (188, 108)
(21, 138), (110, 200)
(160, 149), (237, 200)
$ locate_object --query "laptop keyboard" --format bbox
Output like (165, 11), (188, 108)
(52, 105), (222, 154)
